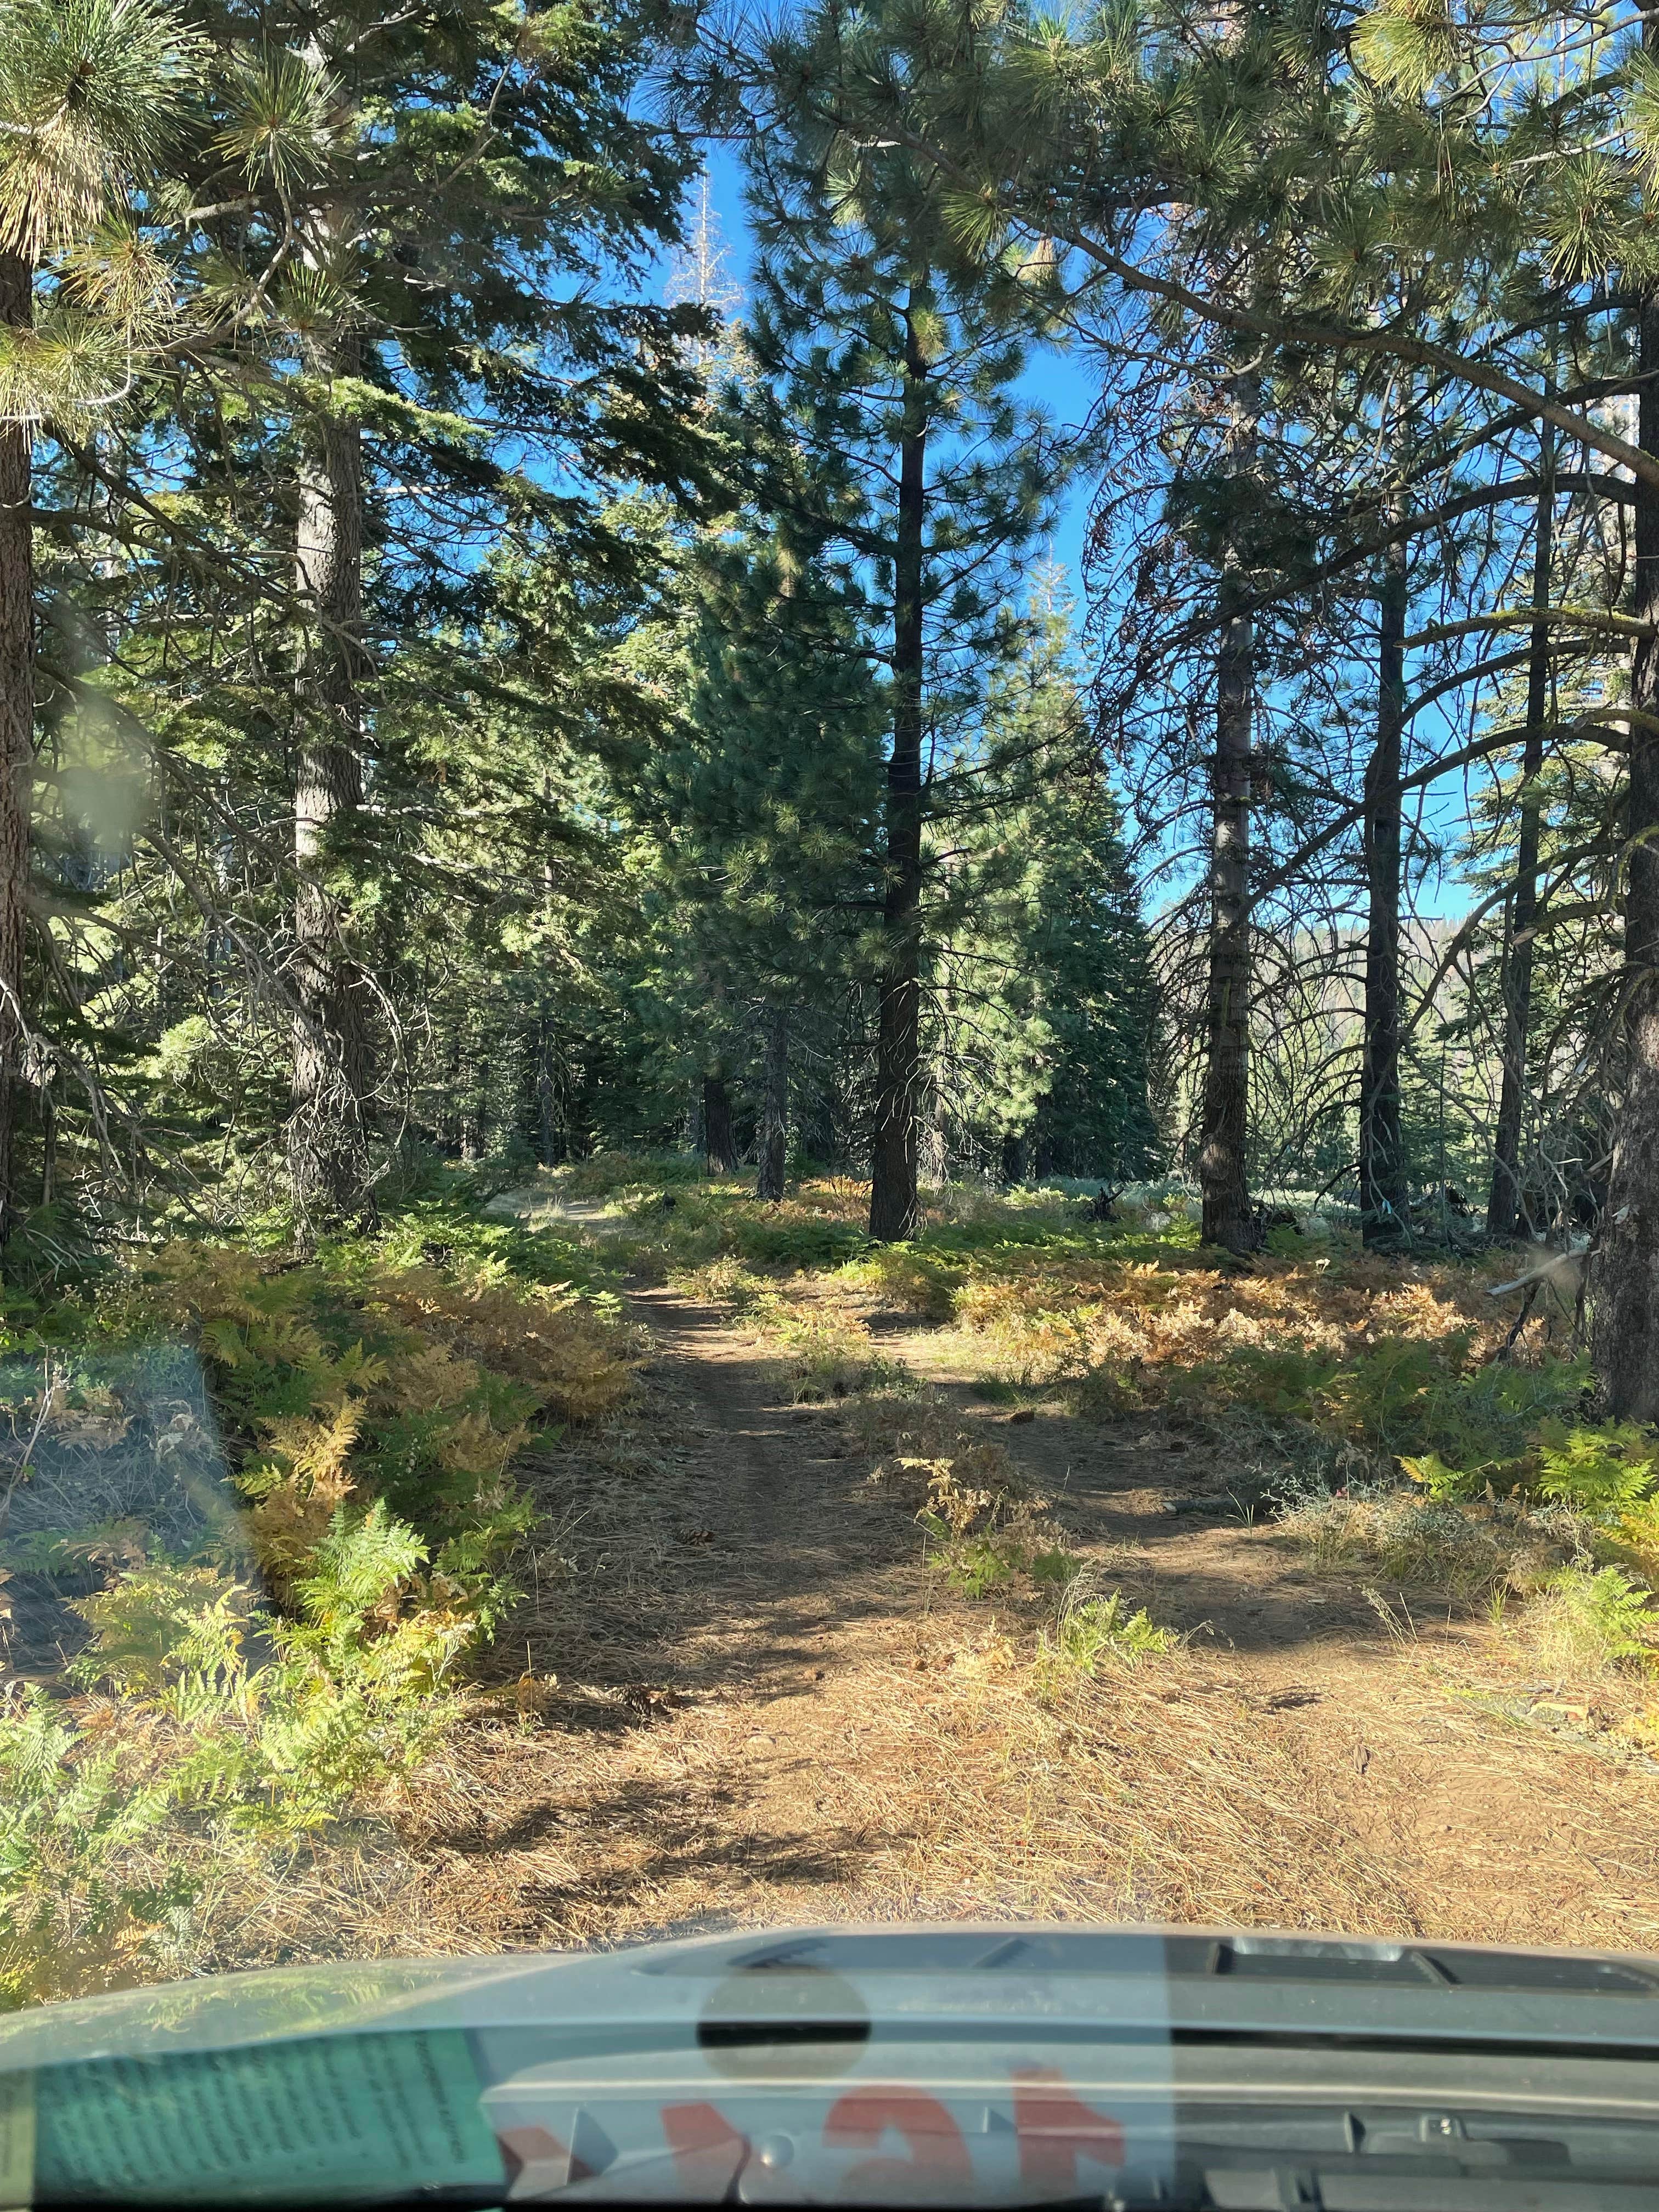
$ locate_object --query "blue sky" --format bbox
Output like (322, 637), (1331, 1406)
(684, 148), (1102, 612)
(671, 154), (1472, 923)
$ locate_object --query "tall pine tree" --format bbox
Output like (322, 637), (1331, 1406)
(736, 0), (1069, 1235)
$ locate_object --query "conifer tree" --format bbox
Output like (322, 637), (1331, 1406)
(1487, 409), (1558, 1239)
(637, 505), (882, 1192)
(735, 0), (1068, 1237)
(0, 0), (199, 1240)
(149, 0), (713, 1229)
(1198, 368), (1259, 1251)
(1359, 413), (1410, 1250)
(943, 592), (1158, 1181)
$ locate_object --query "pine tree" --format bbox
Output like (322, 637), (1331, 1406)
(118, 0), (715, 1230)
(0, 0), (198, 1240)
(943, 594), (1159, 1181)
(1487, 403), (1557, 1238)
(1198, 374), (1259, 1252)
(1359, 420), (1410, 1250)
(1593, 283), (1659, 1417)
(634, 500), (883, 1190)
(735, 0), (1070, 1237)
(847, 0), (1659, 1374)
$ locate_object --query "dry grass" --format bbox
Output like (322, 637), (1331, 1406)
(1277, 1489), (1575, 1602)
(120, 1340), (1659, 1975)
(854, 1646), (1425, 1931)
(849, 1630), (1659, 1948)
(315, 1614), (1659, 1960)
(244, 1646), (1414, 1956)
(11, 1188), (1651, 2001)
(956, 1253), (1512, 1395)
(669, 1256), (772, 1314)
(433, 1215), (1659, 1963)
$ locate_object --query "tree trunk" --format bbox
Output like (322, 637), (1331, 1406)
(757, 1004), (788, 1201)
(1487, 423), (1555, 1239)
(703, 1071), (736, 1175)
(869, 290), (928, 1243)
(290, 331), (376, 1234)
(535, 1000), (563, 1165)
(0, 249), (32, 1246)
(1592, 291), (1659, 1418)
(1198, 544), (1254, 1252)
(1359, 515), (1409, 1249)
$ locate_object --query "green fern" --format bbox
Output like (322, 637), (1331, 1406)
(1535, 1422), (1659, 1516)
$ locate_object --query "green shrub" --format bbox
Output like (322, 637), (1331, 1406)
(915, 1462), (1082, 1602)
(736, 1215), (870, 1268)
(0, 1685), (183, 2008)
(1402, 1406), (1647, 1512)
(1168, 1344), (1342, 1421)
(1398, 1452), (1479, 1502)
(1177, 1332), (1590, 1496)
(780, 1313), (907, 1401)
(1035, 1591), (1177, 1686)
(0, 1500), (477, 2007)
(363, 1198), (617, 1296)
(0, 1188), (653, 2006)
(1316, 1334), (1472, 1455)
(75, 1502), (473, 1797)
(1516, 1565), (1659, 1677)
(1535, 1421), (1659, 1515)
(838, 1246), (962, 1321)
(940, 1533), (1022, 1599)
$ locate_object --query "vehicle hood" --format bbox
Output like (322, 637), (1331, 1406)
(4, 1923), (1659, 2063)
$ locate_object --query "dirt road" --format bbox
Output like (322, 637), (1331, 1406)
(393, 1295), (1659, 1957)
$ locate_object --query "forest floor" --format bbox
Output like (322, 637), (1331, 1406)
(391, 1252), (1659, 1960)
(12, 1165), (1658, 2004)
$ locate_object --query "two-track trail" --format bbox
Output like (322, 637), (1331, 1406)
(390, 1288), (947, 1946)
(382, 1291), (1659, 1959)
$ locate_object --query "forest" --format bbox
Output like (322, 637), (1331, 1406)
(6, 0), (1659, 1997)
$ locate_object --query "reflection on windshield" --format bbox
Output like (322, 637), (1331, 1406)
(7, 1931), (1659, 2207)
(0, 1348), (250, 1675)
(7, 0), (1659, 2202)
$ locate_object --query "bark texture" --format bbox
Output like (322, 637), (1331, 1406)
(1359, 520), (1409, 1249)
(703, 1072), (736, 1175)
(0, 250), (33, 1245)
(535, 1000), (566, 1165)
(1487, 425), (1554, 1239)
(290, 341), (376, 1232)
(1592, 294), (1659, 1418)
(1197, 544), (1254, 1252)
(869, 294), (928, 1244)
(757, 1004), (788, 1201)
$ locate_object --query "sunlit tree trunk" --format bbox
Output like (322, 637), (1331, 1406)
(703, 1070), (736, 1173)
(758, 1003), (788, 1200)
(535, 997), (563, 1165)
(0, 249), (33, 1245)
(1487, 425), (1554, 1239)
(1198, 540), (1254, 1252)
(1592, 290), (1659, 1419)
(1359, 509), (1409, 1249)
(290, 330), (376, 1233)
(870, 291), (928, 1243)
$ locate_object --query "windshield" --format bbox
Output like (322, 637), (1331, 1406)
(10, 1929), (1659, 2207)
(0, 0), (1655, 2200)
